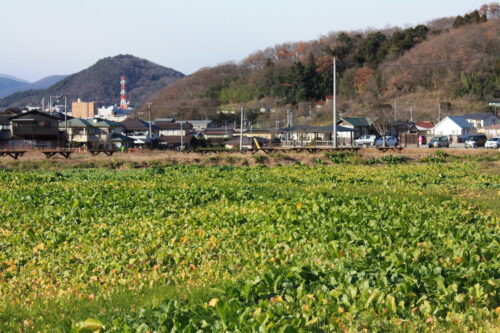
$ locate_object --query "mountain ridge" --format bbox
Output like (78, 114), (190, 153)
(0, 75), (68, 98)
(0, 55), (185, 107)
(142, 7), (499, 124)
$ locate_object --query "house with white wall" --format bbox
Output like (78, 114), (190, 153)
(463, 113), (499, 129)
(432, 116), (475, 142)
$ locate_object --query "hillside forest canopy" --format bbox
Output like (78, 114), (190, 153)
(146, 4), (499, 123)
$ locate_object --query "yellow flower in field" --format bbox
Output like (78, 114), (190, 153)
(33, 242), (45, 253)
(5, 264), (16, 272)
(302, 304), (310, 311)
(208, 298), (219, 307)
(338, 306), (344, 313)
(296, 202), (302, 210)
(270, 295), (284, 304)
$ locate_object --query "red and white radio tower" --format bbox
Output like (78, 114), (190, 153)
(119, 75), (128, 109)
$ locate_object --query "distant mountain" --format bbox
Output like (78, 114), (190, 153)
(0, 77), (27, 98)
(0, 55), (185, 107)
(0, 75), (68, 98)
(0, 74), (28, 82)
(29, 75), (68, 90)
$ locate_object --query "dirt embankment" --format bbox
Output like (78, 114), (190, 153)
(0, 148), (498, 170)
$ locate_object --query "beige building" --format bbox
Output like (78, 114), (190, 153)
(72, 99), (96, 119)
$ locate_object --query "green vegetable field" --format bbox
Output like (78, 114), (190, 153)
(0, 162), (498, 332)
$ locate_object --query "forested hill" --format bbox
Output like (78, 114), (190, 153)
(145, 4), (499, 123)
(0, 55), (185, 107)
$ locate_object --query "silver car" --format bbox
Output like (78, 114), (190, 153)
(428, 136), (449, 148)
(375, 136), (398, 147)
(485, 137), (500, 148)
(354, 135), (379, 147)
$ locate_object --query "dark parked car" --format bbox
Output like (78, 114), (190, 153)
(464, 134), (487, 148)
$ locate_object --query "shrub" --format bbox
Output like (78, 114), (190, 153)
(325, 151), (355, 164)
(365, 157), (380, 165)
(421, 155), (446, 163)
(254, 155), (268, 164)
(381, 155), (408, 164)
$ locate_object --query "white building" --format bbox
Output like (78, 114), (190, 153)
(463, 113), (499, 129)
(179, 120), (215, 131)
(432, 116), (475, 141)
(97, 105), (134, 122)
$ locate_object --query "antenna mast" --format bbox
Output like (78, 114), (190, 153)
(120, 75), (128, 109)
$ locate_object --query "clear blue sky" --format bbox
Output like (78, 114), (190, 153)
(0, 0), (488, 81)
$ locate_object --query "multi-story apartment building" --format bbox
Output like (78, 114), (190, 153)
(72, 99), (97, 119)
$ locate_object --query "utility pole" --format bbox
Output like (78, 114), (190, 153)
(333, 57), (337, 148)
(146, 103), (152, 146)
(64, 96), (68, 147)
(437, 103), (441, 123)
(286, 108), (293, 143)
(393, 100), (397, 121)
(239, 106), (244, 151)
(409, 107), (413, 122)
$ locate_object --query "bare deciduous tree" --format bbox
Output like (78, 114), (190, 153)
(371, 104), (394, 146)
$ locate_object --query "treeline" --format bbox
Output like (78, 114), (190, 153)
(203, 23), (431, 106)
(453, 10), (487, 28)
(203, 6), (498, 107)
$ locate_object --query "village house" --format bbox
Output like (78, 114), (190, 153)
(59, 118), (133, 148)
(121, 118), (160, 147)
(432, 116), (475, 142)
(281, 124), (354, 146)
(202, 127), (234, 140)
(0, 108), (20, 147)
(463, 113), (499, 129)
(390, 120), (418, 137)
(154, 120), (193, 136)
(478, 124), (500, 137)
(415, 121), (434, 135)
(8, 110), (64, 148)
(182, 120), (216, 131)
(159, 134), (194, 150)
(60, 118), (131, 148)
(337, 117), (375, 139)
